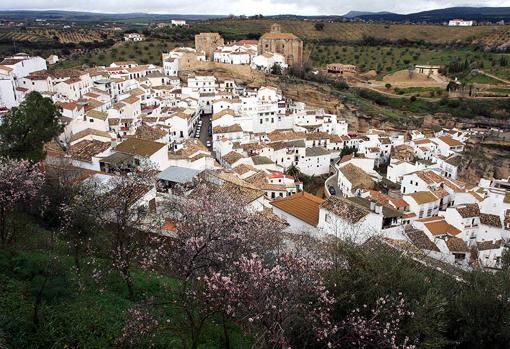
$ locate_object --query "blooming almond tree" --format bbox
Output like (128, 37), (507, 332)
(117, 183), (335, 348)
(335, 294), (416, 349)
(203, 253), (336, 348)
(58, 181), (104, 275)
(96, 166), (161, 299)
(154, 183), (285, 349)
(0, 157), (44, 245)
(115, 302), (160, 348)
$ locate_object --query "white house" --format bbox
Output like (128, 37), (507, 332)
(171, 20), (187, 26)
(443, 204), (480, 243)
(251, 52), (287, 72)
(433, 135), (464, 156)
(298, 147), (330, 176)
(448, 19), (474, 26)
(337, 163), (376, 197)
(413, 216), (470, 267)
(47, 55), (59, 65)
(124, 33), (145, 42)
(434, 153), (461, 180)
(0, 53), (47, 108)
(110, 137), (169, 171)
(403, 191), (440, 219)
(319, 196), (402, 243)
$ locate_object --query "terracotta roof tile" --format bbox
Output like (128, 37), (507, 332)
(407, 191), (438, 205)
(67, 140), (110, 162)
(480, 213), (502, 228)
(404, 226), (440, 252)
(339, 164), (375, 191)
(213, 124), (243, 133)
(320, 196), (370, 224)
(456, 204), (480, 218)
(446, 237), (469, 252)
(477, 239), (502, 251)
(438, 135), (463, 147)
(115, 138), (165, 157)
(271, 192), (323, 226)
(424, 219), (461, 236)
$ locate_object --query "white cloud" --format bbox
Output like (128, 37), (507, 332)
(0, 0), (509, 15)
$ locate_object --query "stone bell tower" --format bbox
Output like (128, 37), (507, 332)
(271, 23), (281, 33)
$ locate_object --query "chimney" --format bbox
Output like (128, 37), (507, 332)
(369, 201), (376, 211)
(375, 204), (383, 214)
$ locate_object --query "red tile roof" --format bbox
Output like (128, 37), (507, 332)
(270, 192), (323, 226)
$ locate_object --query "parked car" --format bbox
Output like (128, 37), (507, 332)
(328, 186), (336, 195)
(206, 141), (212, 147)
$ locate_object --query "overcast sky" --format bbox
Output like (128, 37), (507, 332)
(0, 0), (509, 16)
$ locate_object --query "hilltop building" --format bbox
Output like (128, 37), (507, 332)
(414, 65), (441, 76)
(327, 63), (358, 75)
(124, 33), (145, 42)
(171, 19), (187, 26)
(258, 24), (303, 67)
(47, 55), (59, 65)
(448, 19), (474, 27)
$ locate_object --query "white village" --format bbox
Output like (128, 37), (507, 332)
(1, 24), (509, 275)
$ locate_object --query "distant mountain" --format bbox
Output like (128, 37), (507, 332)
(343, 11), (394, 19)
(356, 7), (510, 23)
(0, 10), (226, 22)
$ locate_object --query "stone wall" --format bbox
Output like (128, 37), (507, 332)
(195, 33), (224, 61)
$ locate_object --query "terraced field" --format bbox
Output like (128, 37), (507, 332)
(307, 44), (510, 80)
(192, 19), (508, 43)
(473, 28), (510, 50)
(55, 40), (186, 69)
(0, 28), (114, 43)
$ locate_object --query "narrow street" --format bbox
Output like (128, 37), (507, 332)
(195, 113), (212, 149)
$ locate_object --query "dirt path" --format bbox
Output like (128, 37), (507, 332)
(478, 70), (510, 85)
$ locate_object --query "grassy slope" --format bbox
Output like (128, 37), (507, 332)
(0, 215), (248, 348)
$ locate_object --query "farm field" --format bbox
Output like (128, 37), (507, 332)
(0, 27), (119, 59)
(192, 19), (508, 43)
(472, 27), (510, 50)
(0, 27), (114, 43)
(307, 44), (510, 80)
